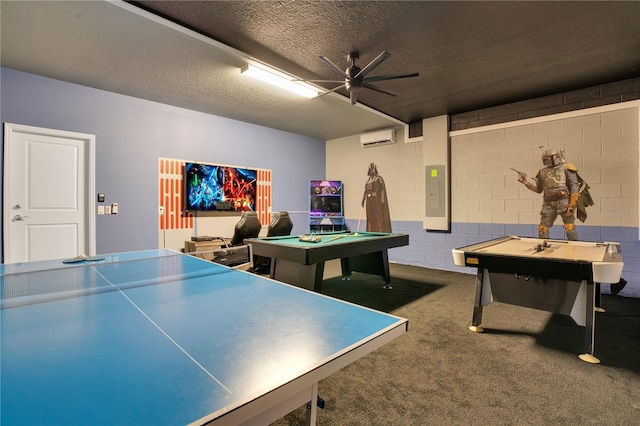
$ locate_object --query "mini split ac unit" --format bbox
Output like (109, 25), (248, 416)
(360, 129), (396, 147)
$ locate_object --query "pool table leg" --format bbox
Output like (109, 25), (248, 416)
(469, 268), (485, 333)
(340, 250), (392, 289)
(270, 258), (326, 292)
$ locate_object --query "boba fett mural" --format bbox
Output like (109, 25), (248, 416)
(516, 148), (594, 240)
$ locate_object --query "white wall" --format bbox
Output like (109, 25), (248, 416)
(326, 127), (425, 225)
(327, 102), (640, 297)
(328, 103), (639, 231)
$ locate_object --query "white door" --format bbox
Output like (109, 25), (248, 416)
(3, 123), (95, 263)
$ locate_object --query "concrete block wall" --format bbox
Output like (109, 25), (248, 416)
(450, 106), (639, 229)
(326, 128), (425, 227)
(451, 77), (640, 131)
(449, 103), (639, 296)
(328, 100), (639, 297)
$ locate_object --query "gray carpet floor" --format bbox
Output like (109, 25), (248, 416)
(271, 260), (640, 425)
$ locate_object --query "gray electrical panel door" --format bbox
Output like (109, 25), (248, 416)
(425, 165), (445, 218)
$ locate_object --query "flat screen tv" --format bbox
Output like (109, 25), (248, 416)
(310, 180), (343, 216)
(185, 162), (257, 212)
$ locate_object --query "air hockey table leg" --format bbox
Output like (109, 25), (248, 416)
(578, 281), (600, 364)
(594, 283), (606, 313)
(469, 269), (485, 333)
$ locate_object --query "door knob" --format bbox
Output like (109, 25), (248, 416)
(12, 215), (28, 221)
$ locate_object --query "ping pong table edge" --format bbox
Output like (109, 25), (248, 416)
(191, 319), (408, 426)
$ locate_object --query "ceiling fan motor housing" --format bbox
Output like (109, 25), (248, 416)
(315, 50), (418, 103)
(346, 65), (362, 91)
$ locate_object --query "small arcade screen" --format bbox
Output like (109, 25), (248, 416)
(185, 162), (257, 212)
(310, 180), (343, 216)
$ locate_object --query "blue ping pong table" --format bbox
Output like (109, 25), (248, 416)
(1, 249), (407, 425)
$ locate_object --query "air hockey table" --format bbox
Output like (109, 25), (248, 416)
(452, 236), (624, 363)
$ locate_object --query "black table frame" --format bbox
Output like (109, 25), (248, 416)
(248, 233), (409, 292)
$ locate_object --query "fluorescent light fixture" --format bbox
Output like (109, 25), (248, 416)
(241, 64), (318, 98)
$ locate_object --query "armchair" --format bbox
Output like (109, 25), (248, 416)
(229, 211), (262, 246)
(267, 211), (293, 237)
(207, 211), (262, 270)
(252, 211), (293, 274)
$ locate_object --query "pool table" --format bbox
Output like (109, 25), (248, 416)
(247, 231), (409, 293)
(452, 236), (624, 363)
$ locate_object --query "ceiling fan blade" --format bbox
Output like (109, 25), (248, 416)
(350, 91), (357, 105)
(354, 51), (391, 79)
(363, 72), (419, 83)
(295, 80), (346, 84)
(362, 83), (398, 97)
(319, 55), (349, 78)
(314, 84), (347, 98)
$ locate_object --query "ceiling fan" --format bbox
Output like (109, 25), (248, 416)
(309, 50), (419, 105)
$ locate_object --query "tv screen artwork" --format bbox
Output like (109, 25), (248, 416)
(185, 162), (257, 212)
(310, 180), (343, 216)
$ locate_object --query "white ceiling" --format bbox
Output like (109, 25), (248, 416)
(2, 1), (639, 141)
(0, 1), (403, 140)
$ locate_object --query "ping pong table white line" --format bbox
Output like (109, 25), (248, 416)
(1, 262), (235, 310)
(91, 265), (234, 396)
(0, 249), (181, 277)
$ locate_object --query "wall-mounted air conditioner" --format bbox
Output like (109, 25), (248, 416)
(360, 129), (396, 147)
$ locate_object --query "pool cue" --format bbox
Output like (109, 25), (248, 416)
(323, 234), (347, 243)
(355, 205), (364, 235)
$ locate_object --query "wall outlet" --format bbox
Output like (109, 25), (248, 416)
(105, 205), (111, 215)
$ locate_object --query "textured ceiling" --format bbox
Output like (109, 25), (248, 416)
(2, 1), (639, 141)
(132, 0), (640, 122)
